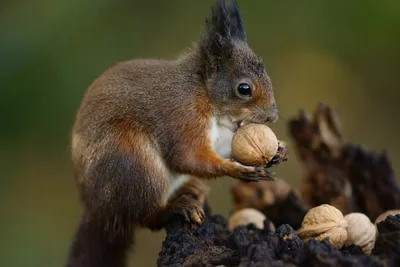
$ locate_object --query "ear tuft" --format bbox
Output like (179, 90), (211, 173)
(228, 0), (247, 42)
(199, 0), (247, 76)
(201, 0), (233, 58)
(207, 0), (231, 39)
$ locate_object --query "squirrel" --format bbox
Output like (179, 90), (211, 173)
(66, 1), (287, 267)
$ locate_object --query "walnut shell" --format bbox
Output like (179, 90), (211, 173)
(375, 209), (400, 225)
(231, 123), (278, 166)
(228, 208), (274, 231)
(344, 213), (377, 255)
(297, 204), (348, 248)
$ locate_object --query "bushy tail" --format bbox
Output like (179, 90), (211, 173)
(66, 211), (134, 267)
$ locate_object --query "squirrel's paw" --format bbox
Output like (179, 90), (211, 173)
(265, 141), (289, 168)
(169, 195), (205, 225)
(230, 162), (276, 182)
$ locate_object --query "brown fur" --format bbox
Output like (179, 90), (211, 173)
(66, 1), (278, 267)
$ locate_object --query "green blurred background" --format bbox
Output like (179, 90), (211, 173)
(1, 0), (399, 266)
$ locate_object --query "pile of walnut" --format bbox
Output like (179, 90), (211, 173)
(230, 196), (400, 256)
(297, 205), (378, 255)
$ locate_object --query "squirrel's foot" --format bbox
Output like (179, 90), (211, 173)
(265, 141), (289, 168)
(168, 195), (205, 225)
(148, 195), (205, 231)
(149, 179), (208, 230)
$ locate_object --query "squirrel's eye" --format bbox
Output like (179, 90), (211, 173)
(237, 83), (252, 97)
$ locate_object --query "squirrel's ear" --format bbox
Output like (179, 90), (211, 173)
(201, 0), (233, 60)
(228, 0), (247, 42)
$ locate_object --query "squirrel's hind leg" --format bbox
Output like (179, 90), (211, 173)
(147, 177), (210, 230)
(168, 177), (210, 206)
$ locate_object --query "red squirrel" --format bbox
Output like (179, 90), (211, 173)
(66, 1), (286, 266)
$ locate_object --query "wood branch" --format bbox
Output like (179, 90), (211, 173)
(288, 103), (400, 220)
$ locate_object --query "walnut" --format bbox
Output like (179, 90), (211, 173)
(231, 123), (278, 166)
(297, 204), (347, 248)
(228, 208), (275, 231)
(344, 213), (377, 255)
(375, 210), (400, 225)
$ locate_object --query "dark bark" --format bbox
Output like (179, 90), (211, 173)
(158, 203), (388, 267)
(288, 103), (400, 220)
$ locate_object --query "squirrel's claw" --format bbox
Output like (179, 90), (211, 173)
(228, 159), (276, 182)
(237, 166), (276, 182)
(265, 141), (289, 168)
(169, 195), (205, 225)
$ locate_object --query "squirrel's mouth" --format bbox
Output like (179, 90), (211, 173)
(234, 120), (243, 131)
(235, 121), (241, 131)
(231, 120), (250, 132)
(218, 116), (249, 133)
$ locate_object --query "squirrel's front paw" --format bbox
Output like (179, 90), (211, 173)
(265, 141), (289, 168)
(228, 161), (276, 182)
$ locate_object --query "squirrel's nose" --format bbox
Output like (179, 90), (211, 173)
(266, 113), (278, 123)
(265, 107), (278, 123)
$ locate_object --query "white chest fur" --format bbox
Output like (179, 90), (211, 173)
(167, 116), (234, 198)
(210, 116), (234, 158)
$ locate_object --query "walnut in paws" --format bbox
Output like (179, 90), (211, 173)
(231, 123), (282, 166)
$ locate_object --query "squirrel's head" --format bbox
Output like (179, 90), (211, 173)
(198, 0), (278, 130)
